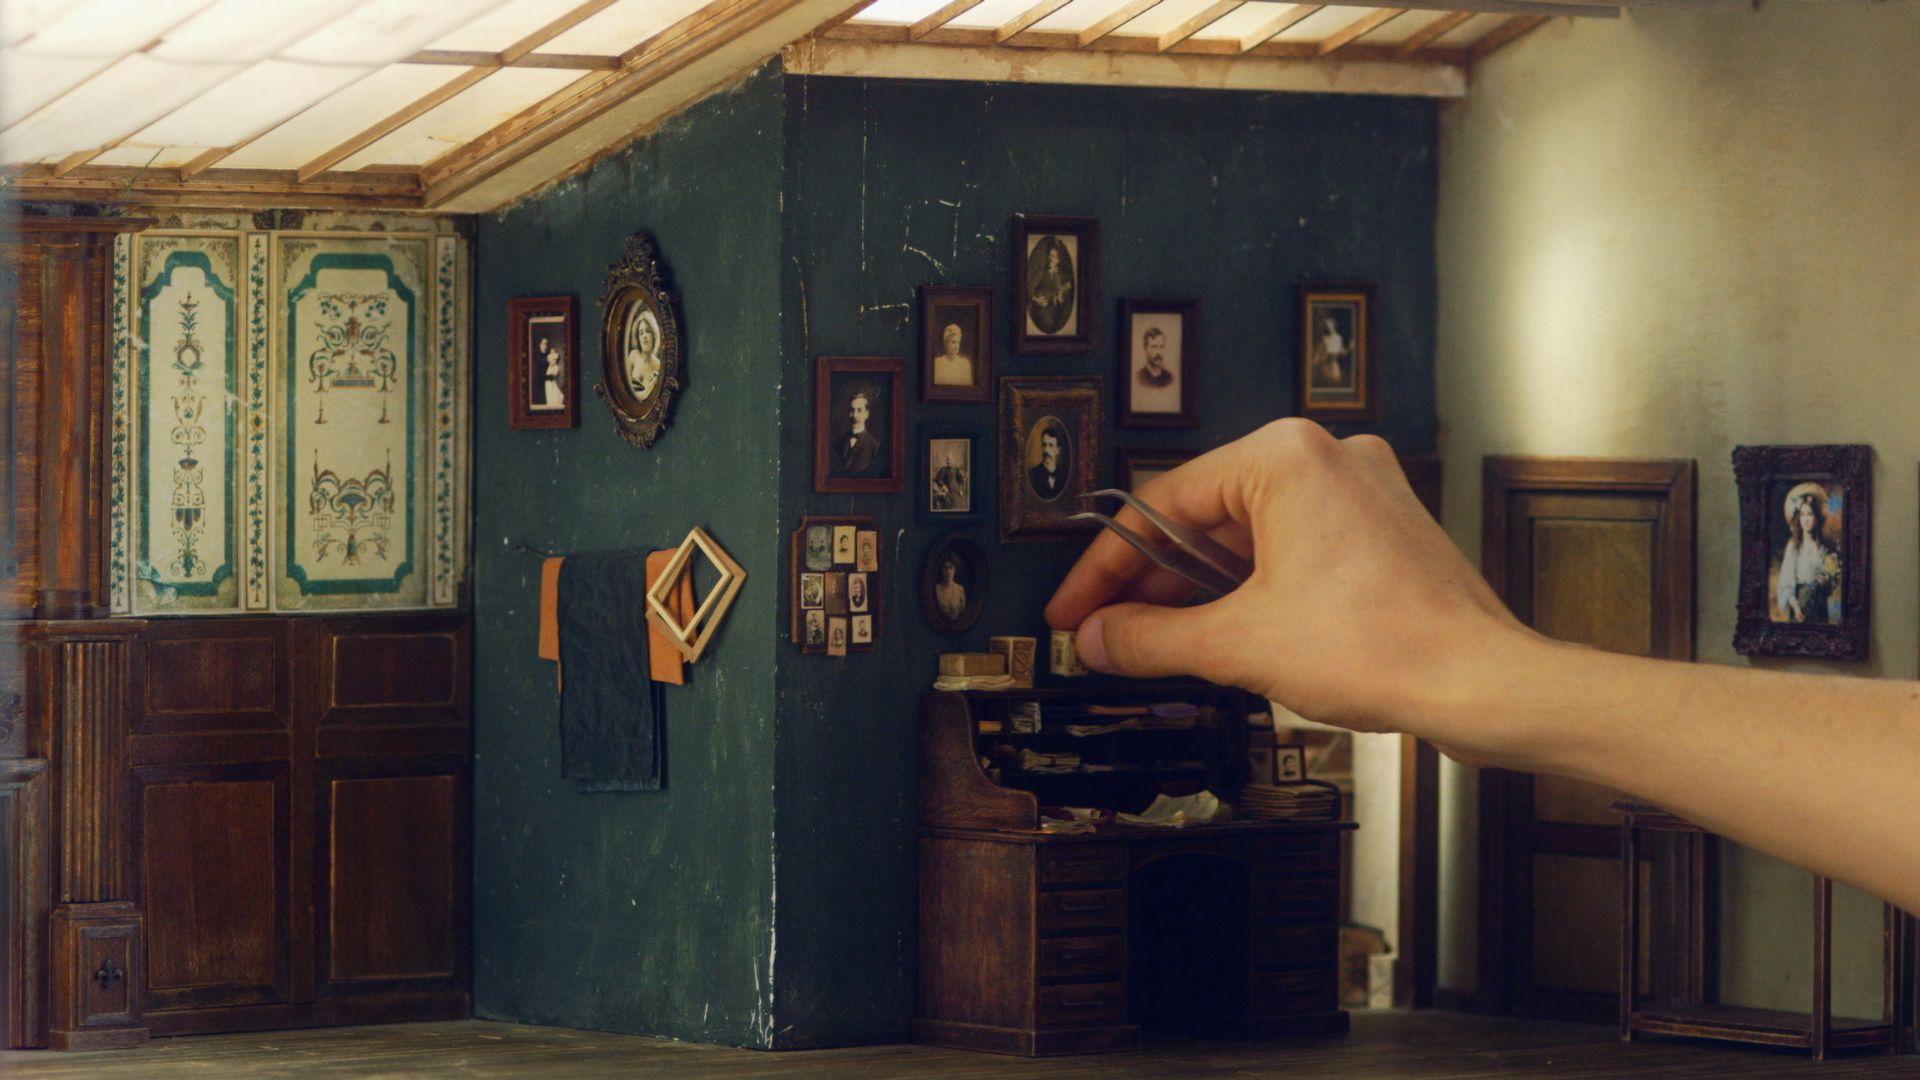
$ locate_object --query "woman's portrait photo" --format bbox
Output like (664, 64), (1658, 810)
(919, 286), (993, 402)
(1733, 444), (1870, 661)
(1769, 481), (1844, 625)
(921, 535), (986, 635)
(856, 530), (879, 572)
(804, 525), (832, 571)
(596, 231), (682, 447)
(1012, 215), (1098, 352)
(850, 614), (873, 645)
(1025, 417), (1073, 503)
(833, 525), (856, 565)
(509, 296), (578, 431)
(928, 436), (971, 513)
(623, 303), (665, 401)
(1119, 298), (1199, 428)
(814, 356), (905, 493)
(1296, 282), (1378, 424)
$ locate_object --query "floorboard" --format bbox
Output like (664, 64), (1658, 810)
(1, 1010), (1912, 1077)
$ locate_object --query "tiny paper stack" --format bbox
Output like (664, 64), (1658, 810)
(1238, 783), (1340, 822)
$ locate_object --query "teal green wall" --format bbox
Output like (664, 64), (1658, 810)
(770, 73), (1438, 1046)
(470, 62), (1438, 1049)
(469, 66), (786, 1047)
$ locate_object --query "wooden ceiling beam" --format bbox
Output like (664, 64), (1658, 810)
(1076, 0), (1162, 47)
(404, 49), (623, 69)
(5, 163), (424, 208)
(1157, 0), (1241, 51)
(996, 0), (1074, 43)
(1394, 9), (1473, 54)
(290, 0), (620, 184)
(910, 0), (986, 40)
(1237, 4), (1320, 52)
(1467, 13), (1548, 61)
(1318, 7), (1404, 55)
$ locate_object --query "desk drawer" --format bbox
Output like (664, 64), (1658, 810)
(1037, 981), (1126, 1026)
(1039, 934), (1124, 979)
(1252, 923), (1337, 968)
(1255, 969), (1337, 1015)
(1252, 832), (1339, 877)
(1038, 889), (1125, 931)
(1252, 879), (1336, 923)
(1038, 843), (1126, 885)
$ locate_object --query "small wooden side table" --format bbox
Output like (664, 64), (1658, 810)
(1614, 801), (1906, 1059)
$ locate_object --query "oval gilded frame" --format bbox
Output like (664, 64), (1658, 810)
(596, 231), (683, 448)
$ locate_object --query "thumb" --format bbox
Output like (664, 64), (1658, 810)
(1075, 601), (1237, 684)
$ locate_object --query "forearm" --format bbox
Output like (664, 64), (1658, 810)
(1447, 634), (1920, 912)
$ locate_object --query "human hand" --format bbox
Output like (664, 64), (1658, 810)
(1045, 420), (1541, 758)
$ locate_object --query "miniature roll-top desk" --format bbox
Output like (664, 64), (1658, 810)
(915, 684), (1354, 1057)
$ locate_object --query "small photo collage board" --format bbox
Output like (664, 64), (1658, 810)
(791, 515), (882, 656)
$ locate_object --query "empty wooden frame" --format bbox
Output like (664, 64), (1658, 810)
(644, 526), (747, 663)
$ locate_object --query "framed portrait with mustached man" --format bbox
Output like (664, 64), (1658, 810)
(1118, 297), (1199, 429)
(814, 355), (905, 494)
(999, 377), (1100, 543)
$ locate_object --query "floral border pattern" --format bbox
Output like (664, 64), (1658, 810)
(245, 232), (271, 610)
(108, 234), (133, 614)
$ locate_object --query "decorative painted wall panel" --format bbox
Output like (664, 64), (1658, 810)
(133, 235), (243, 613)
(112, 221), (469, 615)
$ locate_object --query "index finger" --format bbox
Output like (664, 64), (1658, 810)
(1044, 440), (1259, 630)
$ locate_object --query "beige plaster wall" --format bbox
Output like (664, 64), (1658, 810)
(1433, 2), (1920, 1016)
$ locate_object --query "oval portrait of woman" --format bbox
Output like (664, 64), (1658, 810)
(1025, 234), (1076, 336)
(920, 534), (986, 635)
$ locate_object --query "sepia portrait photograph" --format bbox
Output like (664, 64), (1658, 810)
(850, 614), (873, 645)
(833, 525), (856, 565)
(848, 572), (869, 613)
(1733, 444), (1870, 661)
(1274, 744), (1306, 784)
(1012, 214), (1098, 353)
(814, 355), (905, 493)
(596, 231), (682, 448)
(920, 429), (980, 525)
(856, 530), (879, 572)
(1000, 377), (1100, 542)
(804, 525), (832, 571)
(804, 609), (826, 648)
(921, 534), (987, 635)
(1119, 298), (1199, 428)
(824, 572), (848, 616)
(800, 572), (824, 610)
(509, 296), (578, 430)
(1296, 281), (1378, 423)
(920, 286), (992, 402)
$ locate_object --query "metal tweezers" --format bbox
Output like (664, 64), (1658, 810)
(1065, 489), (1253, 599)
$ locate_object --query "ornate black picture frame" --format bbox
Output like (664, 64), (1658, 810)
(1732, 444), (1871, 661)
(596, 232), (683, 448)
(1011, 214), (1099, 354)
(921, 534), (987, 636)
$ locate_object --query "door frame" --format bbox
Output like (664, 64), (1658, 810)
(1475, 456), (1697, 1020)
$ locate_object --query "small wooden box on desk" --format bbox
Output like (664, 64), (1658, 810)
(915, 684), (1354, 1057)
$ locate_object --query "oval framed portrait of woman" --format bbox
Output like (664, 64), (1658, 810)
(920, 534), (987, 636)
(597, 231), (683, 448)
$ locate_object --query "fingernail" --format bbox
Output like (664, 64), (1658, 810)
(1076, 615), (1111, 671)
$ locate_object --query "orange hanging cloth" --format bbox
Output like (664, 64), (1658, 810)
(538, 557), (565, 662)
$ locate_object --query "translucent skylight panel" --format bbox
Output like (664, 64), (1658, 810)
(9, 0), (214, 56)
(335, 67), (583, 169)
(1108, 0), (1222, 39)
(290, 0), (514, 65)
(536, 0), (694, 53)
(132, 59), (373, 149)
(1189, 2), (1295, 41)
(0, 53), (114, 128)
(1362, 8), (1449, 46)
(1271, 4), (1372, 42)
(426, 0), (573, 51)
(150, 0), (359, 64)
(1438, 12), (1503, 48)
(1032, 0), (1140, 35)
(0, 53), (239, 164)
(848, 0), (945, 25)
(939, 0), (1050, 31)
(1, 0), (69, 47)
(90, 145), (204, 168)
(219, 62), (468, 169)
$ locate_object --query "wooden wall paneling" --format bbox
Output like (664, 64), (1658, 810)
(50, 624), (141, 903)
(130, 760), (294, 1015)
(1, 758), (52, 1048)
(47, 902), (147, 1049)
(0, 248), (23, 616)
(2, 238), (43, 618)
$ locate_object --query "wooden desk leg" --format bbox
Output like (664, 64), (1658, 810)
(1620, 816), (1638, 1043)
(1813, 875), (1832, 1061)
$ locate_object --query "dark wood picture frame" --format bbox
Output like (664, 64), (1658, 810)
(1732, 444), (1870, 661)
(596, 232), (683, 448)
(1117, 297), (1199, 428)
(790, 515), (881, 654)
(1118, 447), (1195, 492)
(1272, 742), (1307, 784)
(1011, 214), (1099, 354)
(813, 355), (906, 494)
(508, 295), (578, 430)
(999, 376), (1100, 543)
(920, 424), (985, 525)
(921, 534), (987, 636)
(920, 286), (993, 403)
(1297, 280), (1378, 424)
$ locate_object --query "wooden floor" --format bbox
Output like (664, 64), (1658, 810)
(3, 1010), (1913, 1078)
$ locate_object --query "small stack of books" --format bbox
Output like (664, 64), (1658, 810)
(1238, 783), (1339, 822)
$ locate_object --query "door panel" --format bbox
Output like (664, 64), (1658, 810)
(1479, 458), (1696, 1022)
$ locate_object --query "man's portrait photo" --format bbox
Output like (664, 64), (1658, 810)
(848, 572), (869, 613)
(929, 437), (971, 514)
(814, 356), (905, 493)
(1026, 417), (1072, 503)
(850, 614), (873, 645)
(1024, 234), (1077, 337)
(1118, 299), (1199, 428)
(804, 609), (826, 647)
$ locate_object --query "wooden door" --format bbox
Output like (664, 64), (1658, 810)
(1479, 458), (1696, 1022)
